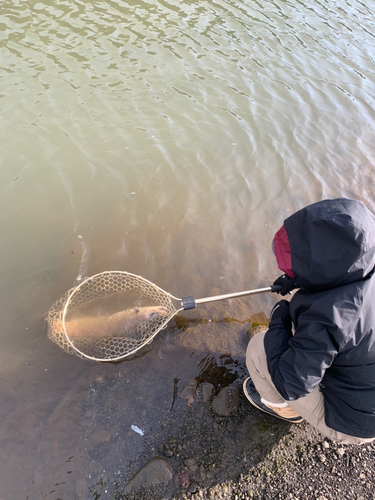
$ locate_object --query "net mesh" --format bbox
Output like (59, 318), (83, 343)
(47, 272), (177, 361)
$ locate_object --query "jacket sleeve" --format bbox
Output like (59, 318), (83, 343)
(264, 313), (339, 401)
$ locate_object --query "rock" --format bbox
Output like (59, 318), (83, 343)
(178, 470), (190, 489)
(201, 382), (214, 402)
(124, 458), (172, 494)
(199, 464), (206, 480)
(211, 386), (240, 417)
(246, 312), (269, 341)
(179, 378), (198, 406)
(189, 482), (198, 493)
(184, 458), (198, 473)
(246, 325), (268, 342)
(249, 311), (269, 326)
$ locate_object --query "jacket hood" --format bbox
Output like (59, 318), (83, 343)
(274, 198), (375, 290)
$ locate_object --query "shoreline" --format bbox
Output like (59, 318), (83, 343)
(89, 376), (375, 500)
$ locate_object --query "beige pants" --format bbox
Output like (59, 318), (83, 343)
(246, 330), (375, 445)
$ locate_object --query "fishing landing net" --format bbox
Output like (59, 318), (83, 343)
(47, 270), (278, 362)
(47, 271), (178, 362)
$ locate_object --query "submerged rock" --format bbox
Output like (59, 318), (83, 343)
(249, 311), (269, 327)
(88, 429), (110, 449)
(246, 325), (268, 342)
(179, 378), (198, 406)
(124, 458), (172, 494)
(211, 386), (239, 417)
(201, 382), (214, 402)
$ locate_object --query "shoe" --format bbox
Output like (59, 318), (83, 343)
(243, 377), (304, 424)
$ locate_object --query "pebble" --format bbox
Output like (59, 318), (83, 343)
(201, 382), (214, 402)
(184, 458), (198, 473)
(189, 482), (198, 493)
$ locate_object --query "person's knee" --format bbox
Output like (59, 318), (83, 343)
(246, 330), (268, 375)
(248, 328), (266, 350)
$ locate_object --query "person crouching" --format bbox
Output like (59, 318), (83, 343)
(244, 198), (375, 445)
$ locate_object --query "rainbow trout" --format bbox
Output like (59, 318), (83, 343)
(62, 305), (168, 339)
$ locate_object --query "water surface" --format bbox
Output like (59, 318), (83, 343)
(1, 0), (375, 497)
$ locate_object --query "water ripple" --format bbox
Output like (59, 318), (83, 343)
(1, 0), (375, 497)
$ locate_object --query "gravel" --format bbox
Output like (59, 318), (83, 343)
(97, 378), (375, 500)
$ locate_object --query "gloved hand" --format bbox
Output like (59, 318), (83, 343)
(270, 299), (291, 324)
(272, 274), (297, 296)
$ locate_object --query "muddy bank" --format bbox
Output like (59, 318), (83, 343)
(79, 310), (375, 500)
(88, 365), (375, 500)
(4, 300), (374, 500)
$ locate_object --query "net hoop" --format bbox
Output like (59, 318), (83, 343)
(49, 271), (179, 362)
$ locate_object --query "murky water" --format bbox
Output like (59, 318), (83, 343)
(1, 0), (375, 497)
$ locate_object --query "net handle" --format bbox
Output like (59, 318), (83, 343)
(181, 285), (282, 310)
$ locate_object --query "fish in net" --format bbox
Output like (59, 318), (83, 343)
(47, 272), (176, 361)
(47, 271), (279, 362)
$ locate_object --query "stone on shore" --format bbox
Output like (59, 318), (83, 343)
(124, 458), (172, 494)
(201, 382), (214, 402)
(211, 386), (239, 417)
(246, 325), (268, 342)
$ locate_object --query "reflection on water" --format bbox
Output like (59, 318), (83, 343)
(0, 0), (375, 497)
(197, 353), (242, 388)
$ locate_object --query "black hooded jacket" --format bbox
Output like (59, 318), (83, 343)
(265, 198), (375, 438)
